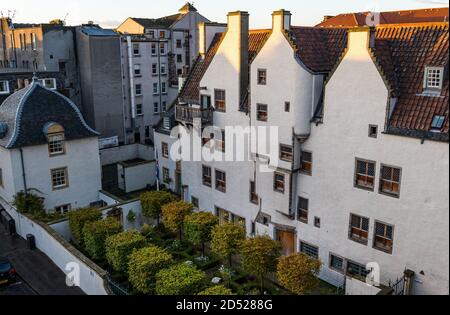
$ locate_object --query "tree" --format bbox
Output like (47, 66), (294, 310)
(210, 222), (246, 266)
(184, 212), (219, 256)
(277, 253), (322, 295)
(13, 191), (45, 216)
(240, 236), (281, 293)
(128, 245), (174, 294)
(82, 218), (123, 261)
(68, 207), (102, 247)
(140, 191), (175, 225)
(105, 230), (147, 273)
(198, 285), (235, 296)
(162, 201), (193, 240)
(155, 263), (206, 295)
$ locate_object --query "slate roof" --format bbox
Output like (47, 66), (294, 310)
(130, 14), (183, 29)
(371, 23), (449, 141)
(289, 27), (348, 73)
(317, 8), (449, 28)
(179, 29), (272, 104)
(0, 81), (98, 149)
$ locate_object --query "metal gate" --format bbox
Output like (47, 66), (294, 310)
(389, 276), (405, 295)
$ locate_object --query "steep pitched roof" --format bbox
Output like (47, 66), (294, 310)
(131, 14), (183, 29)
(0, 81), (98, 149)
(317, 7), (449, 28)
(371, 23), (449, 141)
(179, 29), (271, 104)
(289, 27), (348, 73)
(179, 2), (197, 13)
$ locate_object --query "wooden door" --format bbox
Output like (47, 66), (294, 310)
(277, 230), (296, 256)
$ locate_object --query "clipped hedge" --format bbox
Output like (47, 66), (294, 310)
(155, 263), (206, 295)
(277, 253), (321, 295)
(83, 218), (123, 261)
(128, 245), (174, 294)
(198, 285), (235, 296)
(140, 191), (176, 224)
(105, 230), (147, 273)
(68, 207), (102, 246)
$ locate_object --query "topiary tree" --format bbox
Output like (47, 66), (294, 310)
(68, 207), (102, 247)
(105, 230), (147, 273)
(82, 218), (123, 261)
(184, 212), (219, 256)
(277, 253), (322, 295)
(240, 236), (281, 293)
(155, 263), (206, 295)
(198, 285), (235, 296)
(211, 222), (246, 266)
(140, 191), (175, 225)
(128, 245), (174, 294)
(162, 201), (193, 240)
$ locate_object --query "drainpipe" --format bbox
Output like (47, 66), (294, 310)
(158, 39), (162, 114)
(19, 148), (28, 193)
(119, 36), (128, 144)
(126, 36), (136, 141)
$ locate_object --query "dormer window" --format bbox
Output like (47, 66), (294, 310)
(44, 123), (66, 156)
(431, 115), (445, 132)
(424, 67), (444, 91)
(0, 81), (10, 95)
(39, 78), (57, 90)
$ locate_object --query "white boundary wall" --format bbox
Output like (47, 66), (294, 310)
(0, 199), (109, 295)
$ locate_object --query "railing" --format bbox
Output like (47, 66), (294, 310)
(176, 105), (213, 125)
(106, 276), (130, 296)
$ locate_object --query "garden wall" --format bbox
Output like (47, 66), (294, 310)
(0, 199), (109, 295)
(345, 276), (382, 295)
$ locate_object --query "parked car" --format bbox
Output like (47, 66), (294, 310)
(0, 257), (16, 286)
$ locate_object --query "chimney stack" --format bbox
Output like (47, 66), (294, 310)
(272, 10), (291, 32)
(198, 22), (227, 58)
(347, 27), (376, 57)
(227, 11), (249, 105)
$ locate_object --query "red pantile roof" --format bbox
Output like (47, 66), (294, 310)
(179, 29), (271, 103)
(290, 27), (348, 73)
(371, 23), (449, 139)
(317, 7), (449, 28)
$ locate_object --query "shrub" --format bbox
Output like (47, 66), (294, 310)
(126, 210), (136, 222)
(277, 253), (322, 295)
(83, 218), (123, 261)
(198, 285), (235, 296)
(105, 230), (147, 273)
(68, 207), (102, 246)
(13, 191), (45, 216)
(155, 263), (206, 295)
(211, 222), (246, 266)
(128, 245), (174, 294)
(140, 191), (175, 225)
(240, 236), (281, 292)
(184, 212), (219, 255)
(162, 201), (193, 240)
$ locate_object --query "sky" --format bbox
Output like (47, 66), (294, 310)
(1, 0), (448, 28)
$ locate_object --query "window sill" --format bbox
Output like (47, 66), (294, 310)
(373, 246), (393, 255)
(49, 152), (66, 157)
(349, 237), (369, 246)
(298, 219), (308, 224)
(299, 170), (312, 176)
(274, 189), (285, 194)
(355, 184), (375, 192)
(216, 188), (226, 194)
(379, 190), (400, 199)
(53, 185), (69, 191)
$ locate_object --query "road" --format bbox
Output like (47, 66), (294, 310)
(0, 223), (84, 295)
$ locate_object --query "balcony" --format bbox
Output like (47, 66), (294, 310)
(176, 105), (213, 125)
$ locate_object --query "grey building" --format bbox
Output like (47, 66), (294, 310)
(75, 25), (125, 144)
(0, 18), (81, 106)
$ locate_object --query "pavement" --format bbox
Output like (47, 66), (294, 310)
(0, 224), (85, 295)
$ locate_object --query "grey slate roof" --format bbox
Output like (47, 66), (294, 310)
(81, 26), (117, 36)
(0, 81), (98, 149)
(131, 14), (183, 29)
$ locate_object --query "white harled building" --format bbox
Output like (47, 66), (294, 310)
(154, 9), (449, 295)
(0, 79), (102, 213)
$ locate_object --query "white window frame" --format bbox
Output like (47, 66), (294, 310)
(51, 167), (69, 190)
(39, 78), (57, 90)
(135, 84), (142, 96)
(136, 103), (143, 116)
(424, 66), (444, 90)
(0, 81), (10, 94)
(134, 64), (141, 77)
